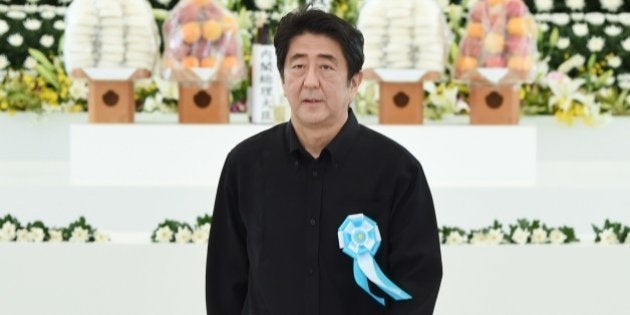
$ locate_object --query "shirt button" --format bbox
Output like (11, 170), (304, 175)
(308, 268), (315, 275)
(309, 218), (316, 226)
(312, 170), (318, 177)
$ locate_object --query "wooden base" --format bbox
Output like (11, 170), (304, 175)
(178, 83), (229, 124)
(378, 81), (424, 124)
(87, 81), (135, 123)
(469, 83), (520, 125)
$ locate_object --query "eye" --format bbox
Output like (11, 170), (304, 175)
(292, 64), (305, 69)
(321, 64), (334, 70)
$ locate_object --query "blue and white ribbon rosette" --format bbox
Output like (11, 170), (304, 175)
(337, 213), (412, 305)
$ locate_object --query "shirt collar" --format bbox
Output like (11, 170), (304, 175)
(285, 108), (360, 165)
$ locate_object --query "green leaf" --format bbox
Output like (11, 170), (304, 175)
(28, 48), (55, 73)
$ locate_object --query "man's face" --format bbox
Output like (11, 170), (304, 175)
(282, 32), (362, 129)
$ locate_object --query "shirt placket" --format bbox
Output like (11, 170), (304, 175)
(304, 159), (323, 315)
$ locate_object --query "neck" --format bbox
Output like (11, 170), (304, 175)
(292, 113), (348, 159)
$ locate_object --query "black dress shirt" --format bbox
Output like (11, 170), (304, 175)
(206, 109), (442, 315)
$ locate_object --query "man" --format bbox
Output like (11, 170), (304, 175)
(207, 8), (442, 315)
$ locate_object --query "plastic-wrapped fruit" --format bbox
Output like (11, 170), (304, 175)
(162, 0), (244, 82)
(455, 0), (537, 83)
(457, 56), (478, 72)
(468, 23), (485, 38)
(505, 0), (526, 17)
(508, 56), (533, 71)
(181, 22), (202, 44)
(506, 36), (529, 55)
(460, 38), (482, 57)
(483, 33), (505, 54)
(484, 55), (506, 67)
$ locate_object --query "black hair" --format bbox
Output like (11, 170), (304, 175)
(273, 7), (364, 81)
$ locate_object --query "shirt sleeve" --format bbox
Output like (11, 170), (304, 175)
(206, 152), (249, 314)
(387, 162), (443, 315)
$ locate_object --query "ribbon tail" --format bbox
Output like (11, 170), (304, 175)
(353, 259), (385, 306)
(357, 254), (412, 301)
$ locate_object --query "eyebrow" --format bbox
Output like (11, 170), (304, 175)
(288, 53), (338, 65)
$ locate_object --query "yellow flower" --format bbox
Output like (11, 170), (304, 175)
(39, 88), (59, 105)
(71, 104), (83, 112)
(0, 101), (8, 110)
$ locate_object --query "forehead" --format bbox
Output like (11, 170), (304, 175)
(286, 32), (345, 62)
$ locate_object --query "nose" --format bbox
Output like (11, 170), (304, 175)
(303, 66), (320, 89)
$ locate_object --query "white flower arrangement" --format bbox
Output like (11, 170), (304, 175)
(607, 56), (621, 69)
(534, 0), (553, 12)
(572, 23), (588, 37)
(151, 214), (212, 244)
(439, 219), (579, 245)
(7, 33), (24, 47)
(551, 13), (570, 26)
(587, 36), (605, 53)
(600, 0), (623, 12)
(556, 37), (570, 50)
(584, 12), (606, 26)
(593, 220), (630, 245)
(0, 214), (108, 243)
(604, 25), (622, 37)
(566, 0), (585, 11)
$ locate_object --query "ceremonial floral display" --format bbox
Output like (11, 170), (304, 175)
(439, 218), (579, 245)
(592, 219), (630, 244)
(1, 0), (630, 122)
(151, 214), (212, 243)
(0, 214), (109, 243)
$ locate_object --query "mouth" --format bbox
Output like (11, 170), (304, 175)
(302, 98), (324, 104)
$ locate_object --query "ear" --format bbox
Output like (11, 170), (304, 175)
(349, 71), (363, 95)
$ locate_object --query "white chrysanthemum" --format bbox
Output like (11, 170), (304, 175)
(587, 36), (605, 52)
(40, 10), (55, 20)
(469, 232), (487, 245)
(606, 14), (619, 23)
(0, 54), (8, 70)
(600, 0), (623, 12)
(40, 34), (54, 48)
(94, 231), (109, 243)
(255, 0), (277, 10)
(142, 96), (158, 112)
(70, 227), (89, 242)
(155, 77), (178, 99)
(155, 226), (173, 243)
(23, 56), (37, 69)
(608, 56), (622, 68)
(7, 33), (24, 47)
(622, 37), (630, 52)
(49, 230), (63, 242)
(53, 19), (65, 30)
(511, 228), (530, 245)
(16, 229), (30, 242)
(552, 13), (569, 26)
(531, 228), (548, 244)
(571, 13), (584, 21)
(536, 13), (551, 22)
(175, 227), (193, 243)
(486, 229), (504, 245)
(23, 18), (42, 31)
(534, 0), (553, 11)
(566, 0), (584, 10)
(157, 0), (170, 5)
(29, 227), (45, 242)
(599, 228), (619, 244)
(538, 23), (549, 32)
(572, 23), (588, 37)
(619, 79), (630, 90)
(549, 229), (567, 244)
(192, 227), (210, 243)
(585, 12), (606, 25)
(0, 19), (9, 35)
(69, 79), (88, 100)
(604, 25), (622, 37)
(620, 13), (630, 26)
(0, 222), (17, 241)
(557, 37), (570, 49)
(23, 3), (38, 13)
(7, 10), (27, 20)
(446, 232), (466, 245)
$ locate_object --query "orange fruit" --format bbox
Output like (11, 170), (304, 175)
(467, 23), (484, 39)
(181, 22), (201, 44)
(182, 56), (200, 68)
(201, 56), (217, 68)
(202, 20), (222, 41)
